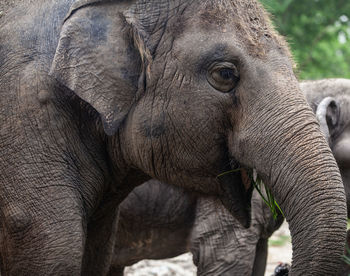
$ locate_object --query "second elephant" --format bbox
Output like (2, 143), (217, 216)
(111, 182), (282, 276)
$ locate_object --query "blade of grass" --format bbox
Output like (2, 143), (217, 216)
(217, 168), (242, 178)
(217, 168), (284, 220)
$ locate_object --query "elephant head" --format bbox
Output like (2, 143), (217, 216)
(302, 78), (350, 216)
(48, 1), (346, 274)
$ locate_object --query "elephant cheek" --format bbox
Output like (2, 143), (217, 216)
(140, 113), (167, 139)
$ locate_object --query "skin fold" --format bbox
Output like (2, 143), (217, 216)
(110, 79), (350, 276)
(0, 1), (346, 276)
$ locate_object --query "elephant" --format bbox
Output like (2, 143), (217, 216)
(110, 181), (283, 276)
(110, 78), (350, 276)
(0, 1), (347, 275)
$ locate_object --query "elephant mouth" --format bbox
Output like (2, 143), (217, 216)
(218, 165), (254, 228)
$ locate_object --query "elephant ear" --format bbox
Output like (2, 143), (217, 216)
(49, 0), (152, 135)
(316, 97), (340, 143)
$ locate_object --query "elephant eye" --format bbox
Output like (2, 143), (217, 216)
(207, 62), (240, 93)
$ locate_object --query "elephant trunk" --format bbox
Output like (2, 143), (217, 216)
(230, 79), (347, 275)
(269, 122), (345, 275)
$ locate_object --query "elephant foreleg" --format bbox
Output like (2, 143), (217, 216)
(251, 238), (268, 276)
(0, 183), (85, 275)
(82, 195), (120, 276)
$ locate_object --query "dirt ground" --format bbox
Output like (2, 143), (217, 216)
(124, 222), (292, 276)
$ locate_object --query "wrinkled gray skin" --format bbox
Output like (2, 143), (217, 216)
(111, 79), (350, 276)
(0, 1), (346, 275)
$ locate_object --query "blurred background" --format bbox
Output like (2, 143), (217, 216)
(260, 0), (350, 80)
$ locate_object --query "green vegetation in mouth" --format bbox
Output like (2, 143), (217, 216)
(217, 168), (242, 178)
(249, 171), (284, 220)
(217, 168), (284, 220)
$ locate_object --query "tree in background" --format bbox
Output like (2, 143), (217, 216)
(260, 0), (350, 79)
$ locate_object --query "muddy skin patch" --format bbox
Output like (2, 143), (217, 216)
(120, 66), (140, 89)
(168, 14), (188, 39)
(89, 11), (110, 45)
(73, 10), (110, 47)
(37, 89), (51, 104)
(141, 112), (166, 138)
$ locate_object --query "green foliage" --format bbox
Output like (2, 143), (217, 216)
(268, 234), (291, 247)
(248, 172), (284, 220)
(260, 0), (350, 80)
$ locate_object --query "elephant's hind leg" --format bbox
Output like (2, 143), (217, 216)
(82, 196), (120, 276)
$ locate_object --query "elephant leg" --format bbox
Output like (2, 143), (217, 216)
(251, 238), (268, 276)
(107, 265), (125, 276)
(190, 196), (259, 276)
(82, 195), (120, 276)
(0, 128), (110, 275)
(0, 186), (85, 275)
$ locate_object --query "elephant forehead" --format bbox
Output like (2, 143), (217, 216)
(190, 0), (290, 59)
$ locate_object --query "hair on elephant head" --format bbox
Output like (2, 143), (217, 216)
(0, 0), (347, 275)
